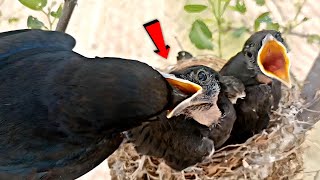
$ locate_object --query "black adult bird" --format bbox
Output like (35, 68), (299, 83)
(127, 65), (241, 170)
(220, 30), (291, 145)
(0, 29), (203, 179)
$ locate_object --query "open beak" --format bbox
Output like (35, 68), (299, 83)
(160, 72), (209, 114)
(160, 72), (221, 127)
(160, 72), (202, 96)
(159, 72), (203, 115)
(257, 34), (291, 88)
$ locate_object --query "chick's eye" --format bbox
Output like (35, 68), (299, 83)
(246, 51), (253, 58)
(197, 71), (207, 81)
(275, 32), (282, 41)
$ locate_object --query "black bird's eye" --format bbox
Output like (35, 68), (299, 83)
(246, 51), (253, 58)
(274, 32), (283, 41)
(197, 71), (207, 81)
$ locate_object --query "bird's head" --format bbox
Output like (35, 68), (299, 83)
(242, 30), (291, 87)
(163, 65), (222, 127)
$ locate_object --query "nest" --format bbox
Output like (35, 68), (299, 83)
(108, 55), (316, 180)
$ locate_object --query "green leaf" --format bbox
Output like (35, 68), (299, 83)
(307, 34), (320, 44)
(255, 0), (265, 6)
(254, 12), (272, 31)
(189, 20), (213, 50)
(19, 0), (47, 11)
(8, 18), (20, 24)
(266, 22), (280, 31)
(230, 0), (246, 14)
(50, 4), (63, 18)
(27, 16), (45, 29)
(184, 4), (207, 13)
(232, 27), (249, 37)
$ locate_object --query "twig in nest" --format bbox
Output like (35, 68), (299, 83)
(295, 120), (313, 126)
(303, 90), (320, 108)
(130, 155), (146, 179)
(277, 145), (302, 161)
(303, 108), (320, 113)
(305, 169), (320, 174)
(146, 156), (157, 167)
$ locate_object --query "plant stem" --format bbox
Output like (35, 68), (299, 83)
(208, 0), (218, 20)
(218, 0), (221, 16)
(217, 18), (222, 58)
(222, 0), (231, 15)
(41, 9), (53, 30)
(56, 0), (77, 32)
(283, 0), (307, 35)
(207, 0), (226, 57)
(293, 0), (307, 21)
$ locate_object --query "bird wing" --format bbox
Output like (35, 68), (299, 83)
(43, 58), (172, 134)
(207, 94), (237, 149)
(0, 29), (76, 60)
(127, 116), (214, 170)
(224, 84), (272, 145)
(0, 29), (31, 38)
(0, 29), (174, 178)
(0, 50), (124, 178)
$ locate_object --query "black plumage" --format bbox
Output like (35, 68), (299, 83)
(220, 30), (291, 145)
(0, 29), (199, 179)
(127, 65), (239, 170)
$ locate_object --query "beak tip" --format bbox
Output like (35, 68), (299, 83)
(166, 111), (173, 119)
(286, 82), (292, 88)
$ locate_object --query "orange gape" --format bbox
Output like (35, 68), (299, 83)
(258, 39), (291, 87)
(166, 78), (201, 95)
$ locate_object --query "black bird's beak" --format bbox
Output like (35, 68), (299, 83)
(257, 34), (291, 87)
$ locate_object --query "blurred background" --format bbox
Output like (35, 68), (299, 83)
(0, 0), (319, 179)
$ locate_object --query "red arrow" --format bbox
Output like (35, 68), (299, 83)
(143, 19), (170, 59)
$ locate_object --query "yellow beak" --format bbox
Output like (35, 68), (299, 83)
(257, 34), (291, 88)
(159, 72), (202, 95)
(159, 72), (203, 118)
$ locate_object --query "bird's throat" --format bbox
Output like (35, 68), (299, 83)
(186, 96), (221, 127)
